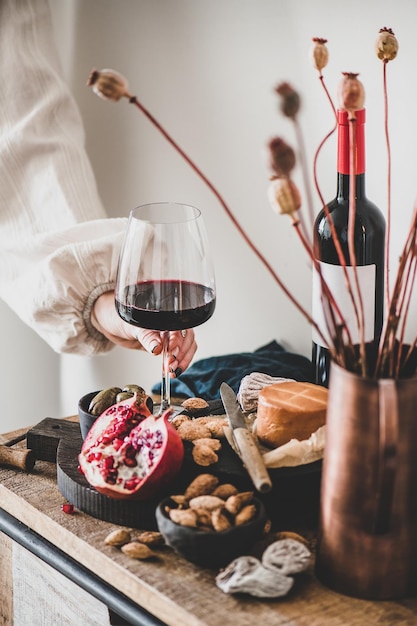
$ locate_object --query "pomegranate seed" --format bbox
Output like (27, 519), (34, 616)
(124, 444), (136, 458)
(124, 457), (137, 467)
(87, 452), (99, 463)
(103, 456), (115, 469)
(124, 477), (141, 491)
(61, 503), (75, 514)
(104, 472), (117, 484)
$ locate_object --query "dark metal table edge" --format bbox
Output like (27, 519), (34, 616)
(0, 507), (165, 626)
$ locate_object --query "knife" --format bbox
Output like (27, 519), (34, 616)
(220, 382), (272, 494)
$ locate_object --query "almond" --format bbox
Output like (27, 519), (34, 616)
(183, 473), (219, 500)
(235, 504), (257, 526)
(169, 508), (199, 527)
(225, 491), (254, 515)
(136, 531), (165, 546)
(121, 542), (155, 559)
(211, 483), (239, 499)
(104, 528), (131, 546)
(188, 495), (225, 511)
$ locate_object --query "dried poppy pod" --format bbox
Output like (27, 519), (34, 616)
(268, 178), (301, 218)
(275, 82), (301, 120)
(375, 27), (399, 62)
(87, 68), (132, 102)
(268, 137), (296, 178)
(338, 72), (365, 113)
(311, 37), (329, 72)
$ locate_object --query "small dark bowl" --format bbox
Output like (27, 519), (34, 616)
(78, 390), (101, 440)
(155, 496), (268, 569)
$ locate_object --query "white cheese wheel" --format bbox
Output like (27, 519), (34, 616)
(256, 381), (328, 448)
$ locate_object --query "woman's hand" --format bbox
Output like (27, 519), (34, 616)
(91, 290), (197, 375)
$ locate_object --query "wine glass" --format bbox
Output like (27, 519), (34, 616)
(115, 202), (216, 414)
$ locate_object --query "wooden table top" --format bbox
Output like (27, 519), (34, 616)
(1, 421), (417, 626)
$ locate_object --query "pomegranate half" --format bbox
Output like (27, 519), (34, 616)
(78, 392), (184, 500)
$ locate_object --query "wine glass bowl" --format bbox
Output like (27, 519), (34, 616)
(115, 202), (216, 412)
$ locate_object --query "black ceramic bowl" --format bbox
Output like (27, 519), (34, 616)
(78, 390), (101, 440)
(78, 388), (155, 440)
(155, 496), (268, 569)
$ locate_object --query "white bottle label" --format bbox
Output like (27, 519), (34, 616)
(312, 261), (376, 348)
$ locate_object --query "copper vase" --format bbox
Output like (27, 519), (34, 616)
(315, 361), (417, 600)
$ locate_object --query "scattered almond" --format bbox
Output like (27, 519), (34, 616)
(204, 419), (227, 438)
(177, 421), (212, 441)
(192, 442), (219, 466)
(104, 529), (131, 546)
(170, 414), (191, 428)
(136, 531), (165, 546)
(193, 437), (221, 451)
(121, 542), (156, 560)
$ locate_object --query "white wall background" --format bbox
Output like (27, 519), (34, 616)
(1, 0), (417, 432)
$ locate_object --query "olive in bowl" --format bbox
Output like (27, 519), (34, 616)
(155, 495), (268, 569)
(78, 386), (154, 440)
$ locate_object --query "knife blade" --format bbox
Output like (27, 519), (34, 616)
(220, 382), (272, 494)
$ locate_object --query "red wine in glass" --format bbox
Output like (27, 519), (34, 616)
(116, 280), (216, 330)
(115, 203), (216, 413)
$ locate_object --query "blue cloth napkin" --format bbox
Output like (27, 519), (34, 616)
(152, 340), (314, 400)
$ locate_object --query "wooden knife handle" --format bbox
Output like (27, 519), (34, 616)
(0, 445), (35, 471)
(233, 428), (272, 493)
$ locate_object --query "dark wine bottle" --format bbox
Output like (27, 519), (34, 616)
(312, 108), (385, 386)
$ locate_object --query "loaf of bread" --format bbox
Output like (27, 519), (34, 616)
(255, 381), (328, 448)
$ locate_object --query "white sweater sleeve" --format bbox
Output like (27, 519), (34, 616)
(0, 0), (128, 355)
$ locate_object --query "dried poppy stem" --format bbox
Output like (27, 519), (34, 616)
(347, 114), (367, 376)
(395, 248), (417, 377)
(392, 227), (417, 374)
(87, 68), (328, 346)
(293, 117), (316, 230)
(382, 61), (392, 307)
(127, 95), (327, 339)
(376, 203), (417, 376)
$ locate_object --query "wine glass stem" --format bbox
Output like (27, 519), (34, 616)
(160, 330), (171, 413)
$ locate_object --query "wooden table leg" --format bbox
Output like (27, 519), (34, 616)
(0, 532), (13, 624)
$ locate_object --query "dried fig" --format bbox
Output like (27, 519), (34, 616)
(262, 538), (312, 575)
(215, 555), (294, 598)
